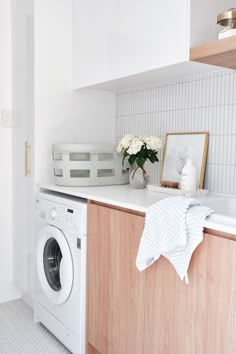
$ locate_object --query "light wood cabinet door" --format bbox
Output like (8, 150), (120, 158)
(87, 202), (146, 354)
(203, 234), (236, 354)
(87, 203), (110, 353)
(108, 207), (146, 354)
(144, 233), (236, 354)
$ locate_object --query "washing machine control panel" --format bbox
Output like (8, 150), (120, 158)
(36, 197), (87, 235)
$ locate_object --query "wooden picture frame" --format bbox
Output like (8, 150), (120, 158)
(160, 132), (209, 189)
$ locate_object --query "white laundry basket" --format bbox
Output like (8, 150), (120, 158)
(52, 144), (129, 186)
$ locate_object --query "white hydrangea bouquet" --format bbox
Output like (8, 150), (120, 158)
(117, 134), (162, 187)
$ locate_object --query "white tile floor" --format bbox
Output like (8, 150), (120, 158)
(0, 299), (71, 353)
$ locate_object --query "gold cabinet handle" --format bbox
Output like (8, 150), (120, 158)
(25, 141), (31, 176)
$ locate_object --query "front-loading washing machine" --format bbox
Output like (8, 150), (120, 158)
(34, 190), (87, 354)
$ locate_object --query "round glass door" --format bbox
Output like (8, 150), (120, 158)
(37, 225), (73, 304)
(43, 237), (63, 291)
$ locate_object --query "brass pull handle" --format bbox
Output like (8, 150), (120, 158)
(25, 141), (31, 176)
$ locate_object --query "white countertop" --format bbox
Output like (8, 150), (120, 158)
(40, 184), (166, 212)
(39, 184), (236, 235)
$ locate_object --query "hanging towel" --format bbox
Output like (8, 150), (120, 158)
(136, 196), (214, 281)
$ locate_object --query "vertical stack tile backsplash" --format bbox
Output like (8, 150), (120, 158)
(115, 70), (236, 196)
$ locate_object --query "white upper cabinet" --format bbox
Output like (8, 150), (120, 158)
(73, 0), (189, 88)
(72, 0), (235, 89)
(110, 0), (189, 79)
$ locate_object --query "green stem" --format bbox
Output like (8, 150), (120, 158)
(131, 166), (147, 179)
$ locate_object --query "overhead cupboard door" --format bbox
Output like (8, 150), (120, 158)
(37, 225), (73, 305)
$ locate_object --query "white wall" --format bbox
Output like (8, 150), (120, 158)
(0, 0), (16, 302)
(190, 0), (236, 46)
(0, 1), (11, 107)
(35, 0), (115, 185)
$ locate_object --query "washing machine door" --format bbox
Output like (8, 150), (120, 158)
(37, 225), (73, 305)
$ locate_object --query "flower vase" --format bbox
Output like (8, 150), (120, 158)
(129, 164), (147, 189)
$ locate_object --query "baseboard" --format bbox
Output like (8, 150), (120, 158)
(22, 292), (33, 308)
(0, 282), (22, 303)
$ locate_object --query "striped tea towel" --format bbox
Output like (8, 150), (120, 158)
(136, 196), (214, 282)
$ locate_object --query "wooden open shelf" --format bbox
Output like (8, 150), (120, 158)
(190, 36), (236, 70)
